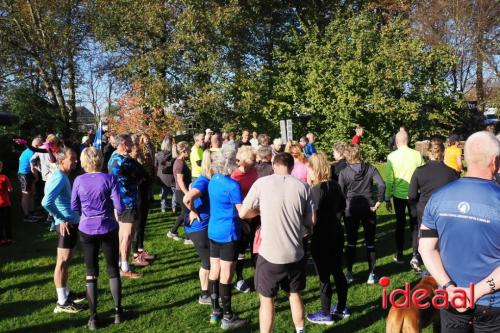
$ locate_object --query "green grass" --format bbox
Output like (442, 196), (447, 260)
(0, 165), (433, 332)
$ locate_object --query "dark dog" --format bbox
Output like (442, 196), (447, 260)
(386, 275), (440, 333)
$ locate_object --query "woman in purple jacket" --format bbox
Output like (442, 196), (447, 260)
(71, 147), (124, 330)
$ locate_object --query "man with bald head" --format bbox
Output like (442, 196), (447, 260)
(419, 131), (500, 332)
(385, 130), (424, 267)
(210, 134), (222, 152)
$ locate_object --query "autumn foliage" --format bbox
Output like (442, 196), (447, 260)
(107, 83), (184, 145)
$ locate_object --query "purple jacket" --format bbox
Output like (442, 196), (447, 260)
(71, 172), (123, 235)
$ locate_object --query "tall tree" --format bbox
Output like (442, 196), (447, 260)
(0, 0), (90, 136)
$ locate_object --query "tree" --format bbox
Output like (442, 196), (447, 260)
(1, 85), (63, 138)
(0, 0), (90, 136)
(107, 83), (183, 146)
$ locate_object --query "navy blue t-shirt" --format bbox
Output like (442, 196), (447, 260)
(423, 178), (500, 307)
(208, 174), (242, 243)
(185, 175), (210, 234)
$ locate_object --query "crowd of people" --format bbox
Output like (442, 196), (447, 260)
(0, 124), (499, 332)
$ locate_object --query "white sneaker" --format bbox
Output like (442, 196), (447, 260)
(167, 231), (183, 241)
(184, 239), (193, 245)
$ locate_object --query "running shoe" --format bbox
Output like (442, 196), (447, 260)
(210, 310), (223, 324)
(132, 254), (150, 267)
(367, 273), (378, 285)
(184, 239), (194, 245)
(410, 256), (422, 274)
(53, 300), (84, 314)
(306, 310), (334, 325)
(113, 309), (123, 324)
(198, 294), (211, 305)
(220, 314), (248, 330)
(49, 221), (56, 232)
(167, 231), (183, 241)
(24, 215), (38, 223)
(140, 250), (155, 260)
(393, 253), (405, 264)
(235, 280), (251, 293)
(345, 271), (354, 283)
(67, 291), (86, 304)
(120, 270), (143, 279)
(88, 317), (97, 331)
(330, 304), (351, 318)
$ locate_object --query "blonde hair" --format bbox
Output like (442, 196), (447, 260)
(46, 134), (59, 145)
(81, 147), (103, 172)
(333, 142), (347, 157)
(289, 144), (306, 163)
(427, 140), (445, 161)
(307, 153), (331, 186)
(236, 146), (256, 165)
(201, 150), (213, 178)
(344, 144), (362, 164)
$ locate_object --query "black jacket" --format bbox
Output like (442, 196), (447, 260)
(330, 159), (348, 182)
(155, 151), (176, 187)
(338, 163), (385, 216)
(408, 161), (459, 219)
(311, 180), (345, 239)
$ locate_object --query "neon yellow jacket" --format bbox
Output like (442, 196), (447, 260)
(385, 146), (424, 200)
(190, 146), (203, 178)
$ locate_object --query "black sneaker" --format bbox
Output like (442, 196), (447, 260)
(67, 291), (86, 304)
(221, 314), (248, 330)
(53, 300), (84, 314)
(393, 253), (405, 264)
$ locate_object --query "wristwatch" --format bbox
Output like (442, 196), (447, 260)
(442, 280), (457, 289)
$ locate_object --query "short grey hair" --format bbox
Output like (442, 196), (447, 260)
(55, 147), (74, 164)
(211, 146), (237, 175)
(257, 145), (272, 161)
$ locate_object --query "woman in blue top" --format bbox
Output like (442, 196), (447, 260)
(205, 147), (247, 330)
(183, 150), (212, 305)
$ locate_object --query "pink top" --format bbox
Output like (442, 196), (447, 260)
(291, 160), (308, 183)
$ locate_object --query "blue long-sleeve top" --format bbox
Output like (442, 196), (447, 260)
(42, 169), (80, 225)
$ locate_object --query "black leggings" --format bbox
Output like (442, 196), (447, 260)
(311, 230), (348, 316)
(79, 229), (120, 278)
(0, 206), (12, 240)
(393, 197), (418, 255)
(171, 189), (187, 234)
(134, 181), (150, 252)
(345, 210), (377, 274)
(189, 229), (210, 270)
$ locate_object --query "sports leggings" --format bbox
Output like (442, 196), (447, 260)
(344, 209), (377, 274)
(79, 229), (120, 278)
(171, 189), (187, 234)
(134, 181), (150, 252)
(393, 197), (418, 255)
(311, 228), (348, 316)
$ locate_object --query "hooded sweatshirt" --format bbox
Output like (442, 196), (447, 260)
(338, 163), (385, 217)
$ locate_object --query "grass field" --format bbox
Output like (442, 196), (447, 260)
(0, 165), (434, 333)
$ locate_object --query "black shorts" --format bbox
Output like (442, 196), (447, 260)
(255, 255), (306, 298)
(56, 223), (78, 249)
(209, 240), (238, 262)
(117, 208), (138, 224)
(18, 173), (34, 193)
(440, 305), (500, 333)
(189, 229), (210, 270)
